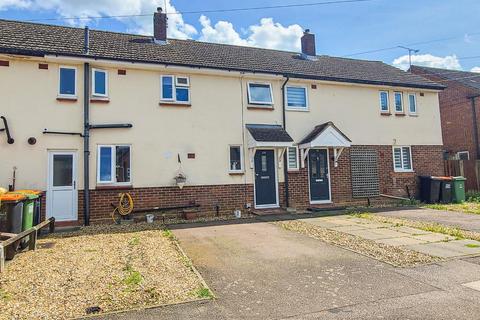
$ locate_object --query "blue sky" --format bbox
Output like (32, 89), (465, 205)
(0, 0), (479, 71)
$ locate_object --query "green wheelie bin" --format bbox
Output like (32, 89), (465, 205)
(11, 191), (40, 248)
(451, 176), (467, 203)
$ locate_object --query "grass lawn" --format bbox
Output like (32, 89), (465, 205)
(422, 202), (480, 215)
(0, 223), (210, 319)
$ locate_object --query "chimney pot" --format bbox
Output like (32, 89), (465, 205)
(301, 29), (316, 57)
(153, 7), (167, 43)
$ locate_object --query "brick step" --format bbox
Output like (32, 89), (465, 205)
(251, 208), (289, 216)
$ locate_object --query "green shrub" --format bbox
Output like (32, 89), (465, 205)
(466, 191), (480, 203)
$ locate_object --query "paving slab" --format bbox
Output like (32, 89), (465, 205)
(405, 240), (480, 258)
(376, 236), (430, 246)
(344, 228), (408, 240)
(411, 233), (456, 243)
(462, 280), (480, 291)
(389, 225), (432, 236)
(373, 208), (480, 233)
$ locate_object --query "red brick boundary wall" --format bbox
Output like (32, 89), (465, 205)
(40, 144), (443, 224)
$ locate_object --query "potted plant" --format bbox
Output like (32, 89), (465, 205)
(174, 173), (187, 189)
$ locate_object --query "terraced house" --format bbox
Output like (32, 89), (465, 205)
(0, 9), (445, 225)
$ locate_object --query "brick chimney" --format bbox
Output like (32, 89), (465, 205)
(153, 7), (167, 43)
(301, 29), (316, 57)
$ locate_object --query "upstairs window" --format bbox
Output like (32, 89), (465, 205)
(161, 75), (190, 103)
(393, 146), (413, 172)
(247, 83), (273, 105)
(229, 145), (243, 173)
(92, 68), (108, 97)
(287, 147), (299, 170)
(97, 145), (131, 184)
(59, 66), (77, 97)
(286, 86), (308, 110)
(394, 92), (404, 113)
(379, 91), (389, 113)
(408, 93), (417, 114)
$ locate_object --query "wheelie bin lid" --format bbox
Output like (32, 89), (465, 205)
(432, 176), (453, 181)
(452, 176), (467, 181)
(0, 193), (27, 203)
(14, 189), (42, 195)
(10, 190), (40, 199)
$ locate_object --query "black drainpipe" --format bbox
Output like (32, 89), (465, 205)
(471, 95), (480, 160)
(83, 26), (91, 226)
(281, 75), (290, 208)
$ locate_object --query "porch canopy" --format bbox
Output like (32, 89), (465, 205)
(298, 121), (352, 168)
(246, 124), (294, 168)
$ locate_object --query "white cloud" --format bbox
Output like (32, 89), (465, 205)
(0, 0), (196, 39)
(393, 54), (462, 71)
(199, 16), (304, 51)
(198, 15), (247, 46)
(1, 0), (304, 51)
(472, 67), (480, 73)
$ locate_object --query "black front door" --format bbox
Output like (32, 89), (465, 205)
(254, 149), (277, 206)
(309, 149), (330, 202)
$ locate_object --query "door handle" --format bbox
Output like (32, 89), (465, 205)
(73, 180), (76, 189)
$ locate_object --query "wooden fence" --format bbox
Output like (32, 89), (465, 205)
(444, 159), (480, 191)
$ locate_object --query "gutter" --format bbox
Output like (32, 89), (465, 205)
(281, 75), (290, 208)
(0, 49), (443, 91)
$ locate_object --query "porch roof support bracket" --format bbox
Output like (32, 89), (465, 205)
(300, 147), (310, 168)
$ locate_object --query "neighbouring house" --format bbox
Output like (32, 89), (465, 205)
(411, 66), (480, 190)
(0, 9), (445, 225)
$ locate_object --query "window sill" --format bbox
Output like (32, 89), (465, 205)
(395, 113), (406, 117)
(159, 102), (192, 107)
(247, 105), (274, 110)
(95, 184), (133, 190)
(287, 169), (301, 173)
(91, 97), (110, 103)
(409, 113), (418, 117)
(229, 171), (244, 175)
(380, 112), (391, 116)
(393, 170), (414, 174)
(286, 108), (309, 112)
(57, 96), (78, 102)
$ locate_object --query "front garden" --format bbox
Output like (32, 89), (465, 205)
(0, 223), (211, 319)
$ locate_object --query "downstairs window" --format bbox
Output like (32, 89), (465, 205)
(97, 145), (131, 184)
(393, 146), (413, 172)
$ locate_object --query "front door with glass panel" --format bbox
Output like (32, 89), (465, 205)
(47, 151), (77, 221)
(308, 149), (331, 203)
(254, 149), (278, 207)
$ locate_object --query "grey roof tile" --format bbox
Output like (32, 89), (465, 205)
(410, 65), (480, 92)
(0, 19), (444, 90)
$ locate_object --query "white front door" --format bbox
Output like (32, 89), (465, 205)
(47, 151), (78, 221)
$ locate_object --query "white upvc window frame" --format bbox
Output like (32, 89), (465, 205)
(379, 90), (390, 113)
(392, 146), (413, 172)
(229, 145), (244, 173)
(97, 144), (132, 185)
(92, 68), (109, 97)
(287, 146), (300, 171)
(408, 93), (417, 115)
(160, 75), (191, 104)
(58, 66), (77, 98)
(247, 82), (274, 106)
(394, 91), (404, 113)
(285, 85), (309, 111)
(456, 151), (470, 160)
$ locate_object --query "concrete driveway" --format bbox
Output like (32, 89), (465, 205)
(101, 217), (480, 319)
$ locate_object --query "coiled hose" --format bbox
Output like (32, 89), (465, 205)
(111, 193), (134, 223)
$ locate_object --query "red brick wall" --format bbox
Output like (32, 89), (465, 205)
(288, 145), (444, 209)
(40, 144), (443, 224)
(410, 68), (480, 159)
